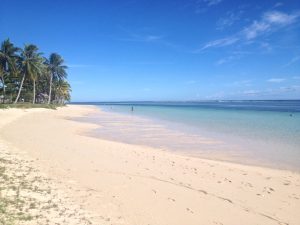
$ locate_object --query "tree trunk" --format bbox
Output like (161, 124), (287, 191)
(0, 76), (5, 103)
(3, 78), (5, 100)
(47, 74), (53, 104)
(14, 73), (26, 104)
(32, 80), (36, 104)
(2, 79), (5, 104)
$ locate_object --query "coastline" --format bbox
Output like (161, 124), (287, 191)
(1, 105), (300, 225)
(74, 104), (300, 172)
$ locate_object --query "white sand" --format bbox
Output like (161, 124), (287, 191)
(1, 105), (299, 225)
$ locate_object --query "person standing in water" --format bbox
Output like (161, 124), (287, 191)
(131, 106), (134, 112)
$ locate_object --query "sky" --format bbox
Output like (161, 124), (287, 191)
(1, 0), (300, 101)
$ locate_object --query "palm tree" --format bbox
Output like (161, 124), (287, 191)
(0, 39), (71, 105)
(14, 44), (42, 104)
(0, 39), (19, 102)
(47, 53), (67, 104)
(30, 56), (44, 104)
(54, 79), (71, 104)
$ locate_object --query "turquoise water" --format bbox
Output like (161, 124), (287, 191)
(72, 101), (300, 170)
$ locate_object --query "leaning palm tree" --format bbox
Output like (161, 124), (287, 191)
(47, 53), (67, 104)
(0, 39), (19, 102)
(14, 44), (42, 104)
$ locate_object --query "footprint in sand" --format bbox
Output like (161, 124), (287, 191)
(289, 194), (299, 200)
(213, 222), (224, 225)
(186, 207), (194, 214)
(242, 182), (253, 188)
(263, 187), (274, 194)
(224, 178), (232, 183)
(167, 197), (176, 202)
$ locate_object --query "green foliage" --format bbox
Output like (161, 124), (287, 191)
(0, 103), (60, 109)
(0, 39), (71, 105)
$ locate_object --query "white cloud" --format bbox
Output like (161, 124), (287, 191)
(263, 11), (298, 25)
(284, 56), (300, 67)
(201, 10), (300, 50)
(278, 85), (300, 92)
(193, 0), (224, 14)
(215, 56), (235, 65)
(215, 50), (249, 65)
(243, 85), (299, 97)
(207, 84), (300, 99)
(200, 37), (239, 50)
(116, 27), (164, 43)
(243, 11), (300, 40)
(243, 21), (270, 39)
(293, 76), (300, 80)
(243, 90), (261, 95)
(203, 0), (223, 6)
(216, 11), (243, 30)
(144, 35), (164, 42)
(259, 42), (272, 51)
(117, 34), (164, 42)
(267, 78), (285, 83)
(274, 2), (283, 8)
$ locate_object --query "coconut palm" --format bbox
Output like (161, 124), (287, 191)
(0, 38), (71, 105)
(30, 56), (45, 104)
(47, 53), (67, 104)
(0, 39), (19, 102)
(54, 79), (71, 104)
(14, 44), (43, 104)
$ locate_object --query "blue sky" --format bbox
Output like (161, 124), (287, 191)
(1, 0), (300, 101)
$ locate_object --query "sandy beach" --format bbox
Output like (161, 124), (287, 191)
(1, 105), (300, 225)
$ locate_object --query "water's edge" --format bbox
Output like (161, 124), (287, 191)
(71, 102), (300, 172)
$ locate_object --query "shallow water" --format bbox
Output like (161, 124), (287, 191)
(72, 101), (300, 171)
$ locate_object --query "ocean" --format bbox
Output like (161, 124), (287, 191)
(72, 101), (300, 171)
